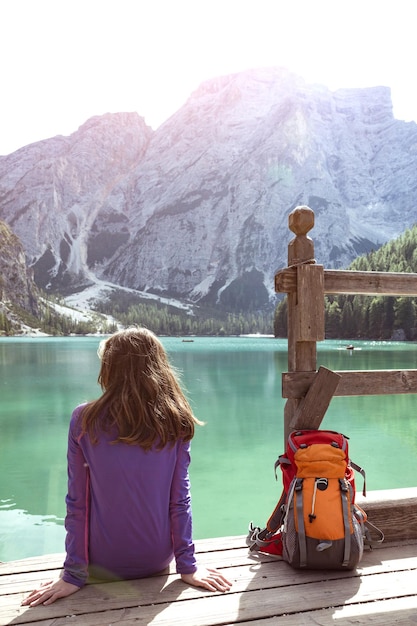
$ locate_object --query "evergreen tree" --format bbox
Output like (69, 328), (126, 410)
(274, 299), (287, 337)
(326, 300), (341, 338)
(394, 297), (416, 339)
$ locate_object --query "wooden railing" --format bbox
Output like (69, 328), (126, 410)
(275, 205), (417, 441)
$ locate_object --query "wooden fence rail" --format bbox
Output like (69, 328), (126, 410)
(275, 206), (417, 440)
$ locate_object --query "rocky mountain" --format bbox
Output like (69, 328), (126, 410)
(0, 112), (151, 292)
(1, 67), (417, 312)
(0, 220), (39, 326)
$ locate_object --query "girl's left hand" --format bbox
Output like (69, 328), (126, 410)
(21, 579), (80, 607)
(181, 566), (232, 592)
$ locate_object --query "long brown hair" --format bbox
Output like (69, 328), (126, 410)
(80, 327), (202, 449)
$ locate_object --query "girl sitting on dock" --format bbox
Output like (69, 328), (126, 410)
(23, 327), (231, 607)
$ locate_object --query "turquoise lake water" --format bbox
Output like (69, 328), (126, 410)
(1, 336), (416, 561)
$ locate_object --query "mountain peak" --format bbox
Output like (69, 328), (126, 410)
(1, 68), (416, 312)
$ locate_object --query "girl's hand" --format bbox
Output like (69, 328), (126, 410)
(21, 579), (80, 607)
(181, 566), (232, 592)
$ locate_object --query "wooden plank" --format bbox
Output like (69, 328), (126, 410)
(296, 264), (325, 341)
(324, 269), (417, 296)
(357, 488), (417, 543)
(0, 536), (247, 578)
(289, 366), (341, 429)
(275, 268), (417, 296)
(6, 594), (417, 626)
(282, 369), (417, 398)
(0, 555), (65, 577)
(232, 596), (417, 626)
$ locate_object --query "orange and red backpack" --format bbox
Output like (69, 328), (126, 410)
(247, 429), (383, 570)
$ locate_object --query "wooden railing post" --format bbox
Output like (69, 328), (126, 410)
(280, 206), (325, 441)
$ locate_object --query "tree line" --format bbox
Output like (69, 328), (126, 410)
(94, 291), (274, 336)
(274, 224), (417, 340)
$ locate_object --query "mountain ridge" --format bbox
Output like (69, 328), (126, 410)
(1, 67), (417, 313)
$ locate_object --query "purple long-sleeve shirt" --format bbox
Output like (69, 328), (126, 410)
(62, 404), (197, 587)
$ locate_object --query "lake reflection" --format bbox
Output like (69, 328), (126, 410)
(1, 336), (417, 561)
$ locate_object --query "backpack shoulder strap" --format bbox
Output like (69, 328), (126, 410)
(246, 486), (287, 552)
(294, 478), (307, 567)
(351, 460), (367, 496)
(339, 479), (353, 566)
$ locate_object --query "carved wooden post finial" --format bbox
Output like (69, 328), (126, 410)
(288, 206), (315, 266)
(288, 205), (314, 236)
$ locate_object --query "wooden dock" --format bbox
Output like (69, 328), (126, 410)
(3, 205), (417, 625)
(2, 531), (417, 626)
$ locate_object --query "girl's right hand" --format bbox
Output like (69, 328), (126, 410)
(181, 566), (232, 592)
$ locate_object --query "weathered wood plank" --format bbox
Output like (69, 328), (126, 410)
(296, 264), (325, 341)
(0, 554), (65, 577)
(289, 366), (341, 429)
(282, 369), (417, 398)
(0, 537), (247, 578)
(7, 597), (417, 626)
(275, 267), (417, 296)
(231, 596), (417, 626)
(357, 488), (417, 543)
(325, 269), (417, 296)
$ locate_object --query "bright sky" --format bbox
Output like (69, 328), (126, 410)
(1, 0), (416, 155)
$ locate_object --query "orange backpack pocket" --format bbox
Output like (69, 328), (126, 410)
(293, 445), (352, 540)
